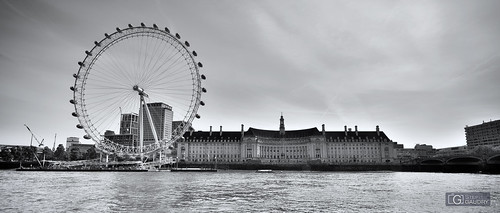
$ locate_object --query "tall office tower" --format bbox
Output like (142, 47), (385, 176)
(120, 113), (139, 135)
(142, 102), (173, 146)
(465, 119), (500, 147)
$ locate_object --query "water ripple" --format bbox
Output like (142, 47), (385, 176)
(0, 170), (499, 212)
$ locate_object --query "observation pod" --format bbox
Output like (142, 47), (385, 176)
(83, 135), (91, 140)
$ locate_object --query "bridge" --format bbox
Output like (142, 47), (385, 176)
(417, 154), (500, 173)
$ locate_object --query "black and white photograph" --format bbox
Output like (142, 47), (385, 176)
(1, 0), (499, 212)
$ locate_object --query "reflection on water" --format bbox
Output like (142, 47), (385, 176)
(0, 170), (498, 212)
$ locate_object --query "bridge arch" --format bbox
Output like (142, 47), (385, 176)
(420, 159), (444, 165)
(446, 156), (483, 165)
(487, 154), (500, 164)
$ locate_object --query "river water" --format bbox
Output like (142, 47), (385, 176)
(0, 170), (498, 212)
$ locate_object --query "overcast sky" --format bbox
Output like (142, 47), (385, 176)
(1, 0), (499, 149)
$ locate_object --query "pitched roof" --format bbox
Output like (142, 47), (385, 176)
(324, 131), (390, 140)
(245, 127), (322, 138)
(183, 131), (242, 141)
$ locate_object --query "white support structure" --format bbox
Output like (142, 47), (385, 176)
(134, 85), (160, 161)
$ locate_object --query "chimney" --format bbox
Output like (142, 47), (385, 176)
(241, 124), (244, 137)
(355, 125), (358, 136)
(220, 126), (222, 136)
(344, 125), (347, 136)
(209, 126), (212, 136)
(322, 124), (325, 136)
(376, 125), (380, 136)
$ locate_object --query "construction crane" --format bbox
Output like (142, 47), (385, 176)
(24, 124), (44, 167)
(53, 133), (57, 152)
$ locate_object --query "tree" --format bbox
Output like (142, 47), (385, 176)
(0, 148), (13, 162)
(11, 146), (22, 161)
(70, 147), (82, 161)
(53, 144), (67, 161)
(84, 146), (98, 160)
(41, 146), (54, 160)
(21, 146), (35, 162)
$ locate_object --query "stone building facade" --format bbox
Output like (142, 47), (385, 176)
(176, 116), (399, 165)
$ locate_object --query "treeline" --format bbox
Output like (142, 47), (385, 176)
(0, 144), (99, 162)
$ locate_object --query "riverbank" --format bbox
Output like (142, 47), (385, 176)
(3, 161), (498, 174)
(177, 162), (500, 174)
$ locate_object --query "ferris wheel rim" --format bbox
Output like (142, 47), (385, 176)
(71, 23), (204, 156)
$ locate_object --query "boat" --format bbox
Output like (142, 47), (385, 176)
(256, 169), (274, 173)
(170, 167), (217, 172)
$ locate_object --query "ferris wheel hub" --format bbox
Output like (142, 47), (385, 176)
(133, 85), (148, 97)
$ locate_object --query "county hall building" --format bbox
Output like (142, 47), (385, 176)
(176, 115), (399, 165)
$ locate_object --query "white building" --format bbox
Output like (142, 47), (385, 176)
(177, 115), (399, 165)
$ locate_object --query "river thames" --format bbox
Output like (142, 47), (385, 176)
(0, 170), (498, 212)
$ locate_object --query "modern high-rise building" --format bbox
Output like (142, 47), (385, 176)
(120, 113), (139, 135)
(142, 102), (173, 146)
(465, 119), (500, 147)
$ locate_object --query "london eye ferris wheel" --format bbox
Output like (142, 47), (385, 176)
(70, 23), (206, 156)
